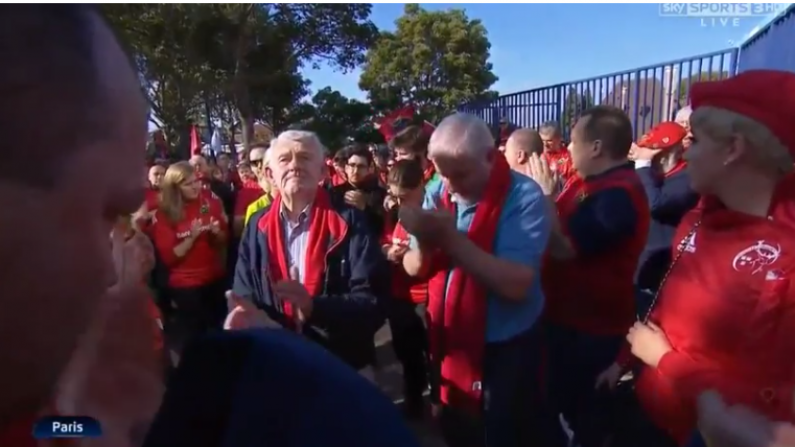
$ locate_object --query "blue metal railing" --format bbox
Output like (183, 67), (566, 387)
(459, 4), (795, 138)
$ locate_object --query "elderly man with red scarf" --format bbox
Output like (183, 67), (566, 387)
(230, 130), (387, 373)
(595, 70), (795, 447)
(400, 113), (552, 447)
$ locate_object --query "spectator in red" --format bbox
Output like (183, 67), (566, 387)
(190, 153), (235, 229)
(382, 159), (429, 419)
(390, 124), (438, 186)
(237, 161), (255, 183)
(150, 161), (229, 356)
(597, 70), (795, 447)
(535, 106), (650, 447)
(539, 121), (575, 180)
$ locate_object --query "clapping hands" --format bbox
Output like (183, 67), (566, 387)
(398, 204), (456, 247)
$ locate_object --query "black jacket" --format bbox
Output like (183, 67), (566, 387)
(635, 166), (699, 290)
(330, 178), (387, 238)
(233, 202), (388, 370)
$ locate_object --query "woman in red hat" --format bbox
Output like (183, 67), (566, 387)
(596, 70), (795, 446)
(630, 121), (699, 312)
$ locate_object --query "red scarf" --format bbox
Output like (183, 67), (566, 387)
(423, 164), (436, 184)
(257, 188), (346, 326)
(427, 154), (512, 412)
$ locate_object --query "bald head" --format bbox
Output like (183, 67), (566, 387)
(428, 113), (495, 160)
(506, 128), (544, 156)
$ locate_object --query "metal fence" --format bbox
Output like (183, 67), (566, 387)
(459, 4), (795, 140)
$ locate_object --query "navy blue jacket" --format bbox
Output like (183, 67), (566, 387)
(144, 329), (420, 447)
(635, 167), (699, 290)
(233, 203), (387, 370)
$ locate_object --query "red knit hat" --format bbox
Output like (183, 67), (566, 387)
(690, 70), (795, 156)
(638, 121), (687, 151)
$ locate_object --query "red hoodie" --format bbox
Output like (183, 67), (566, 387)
(625, 174), (795, 444)
(150, 195), (227, 288)
(382, 217), (428, 304)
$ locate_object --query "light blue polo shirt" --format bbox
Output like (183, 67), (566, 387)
(413, 171), (550, 342)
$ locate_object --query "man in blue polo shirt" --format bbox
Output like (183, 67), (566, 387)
(399, 113), (552, 447)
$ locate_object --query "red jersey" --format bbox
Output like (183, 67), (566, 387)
(630, 174), (795, 444)
(383, 218), (427, 304)
(542, 148), (574, 180)
(543, 167), (650, 336)
(144, 188), (159, 211)
(150, 195), (227, 288)
(234, 180), (264, 220)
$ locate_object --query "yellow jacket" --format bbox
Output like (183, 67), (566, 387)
(244, 194), (272, 226)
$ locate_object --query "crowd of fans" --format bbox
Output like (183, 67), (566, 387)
(2, 6), (795, 447)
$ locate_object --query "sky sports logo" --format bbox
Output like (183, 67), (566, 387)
(659, 3), (786, 17)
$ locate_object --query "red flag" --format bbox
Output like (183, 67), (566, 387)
(374, 106), (416, 142)
(189, 125), (201, 156)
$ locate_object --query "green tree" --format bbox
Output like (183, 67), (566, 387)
(561, 86), (579, 132)
(300, 87), (374, 151)
(358, 4), (498, 122)
(561, 86), (597, 132)
(581, 88), (595, 111)
(192, 4), (377, 158)
(103, 4), (217, 158)
(677, 71), (730, 105)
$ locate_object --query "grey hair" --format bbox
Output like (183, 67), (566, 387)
(539, 121), (562, 137)
(267, 129), (324, 165)
(675, 106), (692, 123)
(428, 113), (495, 159)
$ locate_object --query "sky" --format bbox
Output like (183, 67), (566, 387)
(301, 3), (789, 101)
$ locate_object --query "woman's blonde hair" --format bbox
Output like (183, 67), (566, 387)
(691, 106), (793, 174)
(158, 161), (195, 223)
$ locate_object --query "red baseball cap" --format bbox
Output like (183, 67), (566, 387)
(638, 121), (687, 151)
